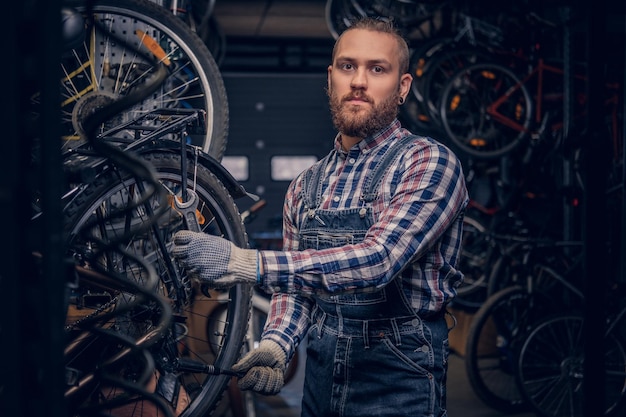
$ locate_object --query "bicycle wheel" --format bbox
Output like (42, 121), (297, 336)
(325, 0), (363, 39)
(450, 214), (491, 312)
(63, 151), (251, 416)
(464, 285), (553, 413)
(420, 46), (492, 126)
(439, 62), (532, 159)
(406, 37), (452, 128)
(60, 0), (228, 159)
(517, 314), (626, 417)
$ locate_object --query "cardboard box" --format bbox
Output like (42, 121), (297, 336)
(446, 307), (498, 357)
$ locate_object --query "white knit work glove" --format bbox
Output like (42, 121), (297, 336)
(171, 230), (258, 288)
(231, 340), (287, 395)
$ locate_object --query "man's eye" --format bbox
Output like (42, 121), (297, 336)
(372, 66), (384, 73)
(341, 63), (354, 70)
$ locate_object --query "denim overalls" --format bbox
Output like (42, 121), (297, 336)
(299, 136), (449, 417)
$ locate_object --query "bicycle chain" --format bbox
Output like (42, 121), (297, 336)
(64, 295), (119, 332)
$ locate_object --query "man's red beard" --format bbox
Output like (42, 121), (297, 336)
(329, 89), (400, 139)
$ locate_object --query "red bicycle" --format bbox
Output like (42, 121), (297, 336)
(438, 55), (621, 160)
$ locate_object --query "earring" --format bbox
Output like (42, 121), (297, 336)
(399, 96), (405, 105)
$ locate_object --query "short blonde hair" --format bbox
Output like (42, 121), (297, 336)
(331, 17), (410, 75)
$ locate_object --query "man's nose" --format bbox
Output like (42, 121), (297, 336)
(350, 68), (367, 89)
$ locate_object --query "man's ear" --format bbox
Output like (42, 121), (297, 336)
(399, 73), (412, 99)
(327, 65), (333, 93)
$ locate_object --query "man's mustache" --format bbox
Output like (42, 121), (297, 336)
(342, 92), (372, 103)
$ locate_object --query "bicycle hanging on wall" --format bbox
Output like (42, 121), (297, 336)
(30, 3), (256, 415)
(56, 0), (229, 159)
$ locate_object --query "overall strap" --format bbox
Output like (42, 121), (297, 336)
(361, 134), (421, 203)
(300, 152), (333, 212)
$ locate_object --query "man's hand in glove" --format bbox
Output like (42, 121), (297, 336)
(171, 230), (258, 287)
(232, 340), (287, 395)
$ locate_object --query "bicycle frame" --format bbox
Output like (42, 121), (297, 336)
(61, 108), (246, 210)
(61, 107), (245, 300)
(487, 58), (619, 141)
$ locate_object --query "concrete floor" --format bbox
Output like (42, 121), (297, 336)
(251, 351), (537, 417)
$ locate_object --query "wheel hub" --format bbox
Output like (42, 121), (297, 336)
(71, 91), (117, 137)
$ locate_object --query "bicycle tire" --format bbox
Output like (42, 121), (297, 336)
(63, 151), (251, 416)
(450, 214), (491, 312)
(60, 0), (228, 159)
(517, 314), (626, 417)
(464, 285), (553, 413)
(420, 46), (492, 126)
(325, 0), (363, 40)
(406, 37), (452, 128)
(485, 243), (526, 297)
(439, 62), (532, 159)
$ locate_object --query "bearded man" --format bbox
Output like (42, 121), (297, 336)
(172, 17), (468, 417)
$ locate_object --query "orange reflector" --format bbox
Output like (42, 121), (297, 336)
(195, 210), (206, 225)
(480, 70), (496, 79)
(168, 195), (206, 225)
(415, 59), (425, 77)
(450, 95), (460, 111)
(136, 29), (171, 66)
(469, 138), (487, 147)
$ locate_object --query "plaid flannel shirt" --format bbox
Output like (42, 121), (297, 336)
(258, 119), (468, 359)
